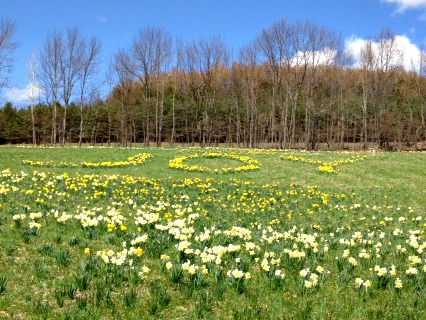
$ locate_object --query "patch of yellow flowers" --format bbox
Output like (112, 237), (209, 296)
(281, 153), (367, 174)
(169, 152), (260, 173)
(22, 152), (152, 168)
(2, 166), (425, 304)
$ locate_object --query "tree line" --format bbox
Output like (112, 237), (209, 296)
(1, 18), (426, 150)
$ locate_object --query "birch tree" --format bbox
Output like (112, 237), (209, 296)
(28, 51), (39, 145)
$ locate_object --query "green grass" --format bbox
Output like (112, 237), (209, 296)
(0, 145), (425, 319)
(2, 146), (424, 210)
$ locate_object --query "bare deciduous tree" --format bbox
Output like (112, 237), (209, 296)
(359, 29), (403, 149)
(0, 18), (18, 98)
(27, 51), (39, 145)
(112, 49), (133, 146)
(238, 43), (260, 148)
(39, 30), (63, 146)
(359, 39), (376, 149)
(39, 27), (101, 146)
(375, 29), (403, 148)
(417, 50), (426, 141)
(60, 27), (86, 146)
(257, 19), (290, 147)
(170, 38), (184, 145)
(184, 35), (228, 146)
(132, 27), (172, 146)
(257, 19), (340, 149)
(77, 37), (102, 146)
(114, 27), (172, 146)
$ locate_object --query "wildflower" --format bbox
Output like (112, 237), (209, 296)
(408, 255), (422, 265)
(12, 214), (25, 220)
(184, 248), (194, 255)
(182, 260), (191, 271)
(395, 278), (403, 289)
(99, 252), (109, 264)
(406, 267), (418, 275)
(107, 223), (116, 232)
(84, 247), (90, 255)
(231, 269), (244, 279)
(188, 264), (197, 275)
(29, 221), (42, 229)
(131, 235), (148, 245)
(138, 265), (150, 278)
(29, 212), (42, 220)
(161, 254), (170, 261)
(166, 262), (173, 270)
(389, 265), (397, 276)
(348, 257), (358, 266)
(201, 265), (208, 275)
(342, 249), (350, 258)
(363, 280), (371, 288)
(309, 273), (319, 285)
(299, 269), (309, 277)
(261, 258), (270, 272)
(377, 267), (387, 277)
(177, 240), (191, 251)
(134, 247), (143, 257)
(316, 266), (324, 274)
(355, 278), (363, 287)
(141, 265), (150, 273)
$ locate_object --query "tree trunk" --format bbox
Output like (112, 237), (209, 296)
(170, 87), (176, 146)
(78, 105), (84, 147)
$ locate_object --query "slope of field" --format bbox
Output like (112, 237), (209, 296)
(0, 146), (424, 319)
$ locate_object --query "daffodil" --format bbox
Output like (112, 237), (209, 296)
(395, 278), (403, 289)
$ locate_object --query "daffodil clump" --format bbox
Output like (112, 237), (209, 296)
(22, 152), (152, 168)
(22, 159), (55, 167)
(0, 149), (425, 318)
(169, 151), (260, 173)
(281, 153), (367, 173)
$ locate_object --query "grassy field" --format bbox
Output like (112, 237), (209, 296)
(0, 145), (425, 319)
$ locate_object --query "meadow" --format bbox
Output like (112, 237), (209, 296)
(0, 145), (425, 319)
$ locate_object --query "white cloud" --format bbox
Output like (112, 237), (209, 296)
(5, 83), (43, 105)
(344, 36), (367, 65)
(395, 35), (422, 70)
(344, 34), (421, 71)
(96, 14), (107, 23)
(383, 0), (426, 11)
(383, 0), (426, 12)
(291, 48), (337, 67)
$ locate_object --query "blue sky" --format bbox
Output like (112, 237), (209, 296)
(2, 0), (426, 105)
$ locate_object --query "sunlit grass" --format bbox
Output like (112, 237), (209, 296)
(0, 145), (425, 319)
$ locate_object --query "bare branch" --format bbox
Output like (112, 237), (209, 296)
(0, 18), (18, 95)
